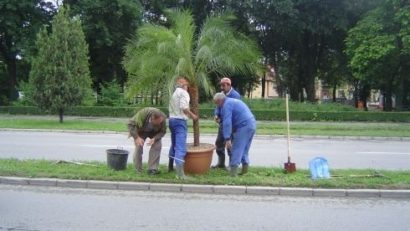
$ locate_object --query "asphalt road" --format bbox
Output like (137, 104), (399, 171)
(0, 184), (409, 231)
(0, 130), (409, 170)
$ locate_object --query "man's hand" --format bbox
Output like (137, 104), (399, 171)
(214, 116), (220, 124)
(135, 137), (144, 147)
(191, 113), (198, 121)
(225, 140), (232, 150)
(147, 138), (155, 146)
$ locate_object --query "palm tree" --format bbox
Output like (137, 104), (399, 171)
(123, 9), (261, 147)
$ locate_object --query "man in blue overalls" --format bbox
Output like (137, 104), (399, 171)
(213, 77), (241, 169)
(213, 92), (256, 177)
(168, 77), (198, 179)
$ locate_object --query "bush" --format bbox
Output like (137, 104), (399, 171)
(97, 81), (127, 106)
(201, 98), (358, 112)
(1, 106), (409, 122)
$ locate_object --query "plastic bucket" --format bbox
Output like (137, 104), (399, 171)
(106, 149), (129, 171)
(309, 157), (330, 179)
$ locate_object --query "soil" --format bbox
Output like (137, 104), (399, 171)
(187, 143), (215, 152)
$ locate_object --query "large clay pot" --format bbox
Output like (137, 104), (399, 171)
(184, 143), (215, 175)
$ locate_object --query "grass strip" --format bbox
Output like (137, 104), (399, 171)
(1, 159), (409, 189)
(0, 116), (409, 137)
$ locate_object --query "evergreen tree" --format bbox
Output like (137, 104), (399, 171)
(29, 7), (92, 122)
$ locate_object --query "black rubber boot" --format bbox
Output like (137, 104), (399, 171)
(168, 158), (174, 172)
(211, 155), (226, 169)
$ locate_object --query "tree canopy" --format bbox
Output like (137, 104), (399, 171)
(346, 0), (410, 110)
(0, 0), (408, 111)
(63, 0), (142, 88)
(0, 0), (55, 103)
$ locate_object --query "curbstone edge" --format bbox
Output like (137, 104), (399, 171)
(380, 190), (410, 199)
(246, 186), (280, 196)
(214, 185), (246, 195)
(87, 180), (118, 190)
(29, 178), (57, 187)
(313, 188), (346, 197)
(56, 179), (87, 188)
(280, 187), (313, 197)
(347, 189), (380, 197)
(1, 177), (410, 199)
(1, 177), (29, 185)
(117, 182), (150, 191)
(182, 184), (214, 194)
(150, 183), (182, 192)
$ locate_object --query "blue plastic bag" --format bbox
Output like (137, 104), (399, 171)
(309, 157), (330, 180)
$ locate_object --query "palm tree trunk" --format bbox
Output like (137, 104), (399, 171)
(189, 85), (200, 146)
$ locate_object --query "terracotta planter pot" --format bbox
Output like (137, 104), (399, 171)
(184, 143), (215, 175)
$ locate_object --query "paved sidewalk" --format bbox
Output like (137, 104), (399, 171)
(1, 176), (409, 199)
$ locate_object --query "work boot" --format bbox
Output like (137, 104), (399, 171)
(148, 169), (160, 175)
(229, 166), (238, 177)
(239, 164), (248, 175)
(168, 158), (174, 172)
(211, 155), (226, 169)
(175, 165), (192, 180)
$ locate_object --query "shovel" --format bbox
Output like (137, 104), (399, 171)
(284, 93), (296, 173)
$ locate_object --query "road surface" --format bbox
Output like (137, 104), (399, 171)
(0, 184), (409, 231)
(0, 130), (409, 169)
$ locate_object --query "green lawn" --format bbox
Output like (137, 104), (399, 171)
(1, 114), (409, 137)
(1, 159), (409, 189)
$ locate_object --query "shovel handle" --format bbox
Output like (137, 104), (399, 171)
(286, 93), (291, 159)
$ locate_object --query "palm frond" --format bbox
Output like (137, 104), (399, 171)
(123, 9), (262, 101)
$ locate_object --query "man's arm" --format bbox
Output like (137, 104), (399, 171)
(180, 90), (198, 120)
(221, 102), (233, 140)
(183, 108), (198, 120)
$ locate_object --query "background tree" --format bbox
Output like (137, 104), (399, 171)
(0, 0), (55, 104)
(97, 80), (125, 106)
(124, 10), (262, 146)
(346, 0), (410, 111)
(29, 7), (92, 122)
(64, 0), (142, 89)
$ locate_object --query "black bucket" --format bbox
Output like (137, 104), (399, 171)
(106, 149), (129, 170)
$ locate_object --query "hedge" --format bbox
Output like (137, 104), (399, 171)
(0, 106), (409, 122)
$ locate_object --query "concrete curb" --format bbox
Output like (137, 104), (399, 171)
(1, 176), (409, 199)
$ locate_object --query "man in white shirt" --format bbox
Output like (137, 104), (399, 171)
(168, 77), (198, 179)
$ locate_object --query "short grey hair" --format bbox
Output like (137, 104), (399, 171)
(213, 92), (226, 102)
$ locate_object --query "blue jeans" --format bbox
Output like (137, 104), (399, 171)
(230, 119), (256, 167)
(168, 118), (187, 166)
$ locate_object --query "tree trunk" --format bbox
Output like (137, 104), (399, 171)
(189, 84), (200, 146)
(359, 83), (370, 111)
(59, 108), (64, 123)
(261, 72), (266, 98)
(353, 80), (359, 108)
(5, 57), (18, 101)
(332, 83), (337, 102)
(384, 90), (393, 111)
(305, 80), (316, 102)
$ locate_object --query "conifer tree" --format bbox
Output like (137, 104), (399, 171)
(29, 7), (92, 122)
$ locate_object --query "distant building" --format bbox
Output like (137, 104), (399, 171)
(249, 65), (279, 99)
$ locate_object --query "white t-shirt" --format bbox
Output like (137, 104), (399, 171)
(169, 87), (190, 120)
